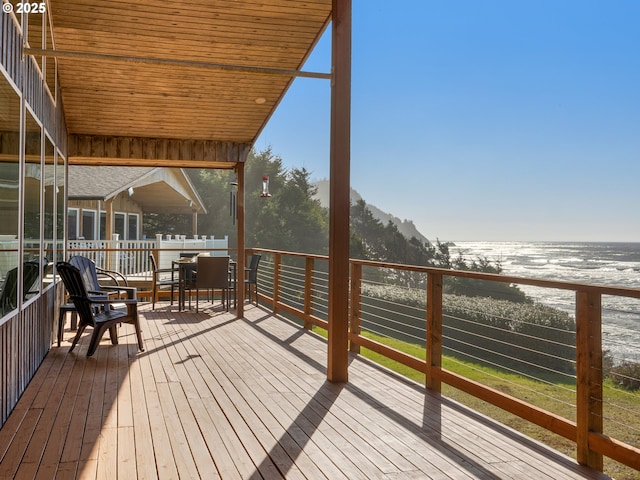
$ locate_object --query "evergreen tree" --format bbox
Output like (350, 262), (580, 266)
(145, 146), (525, 301)
(146, 148), (329, 255)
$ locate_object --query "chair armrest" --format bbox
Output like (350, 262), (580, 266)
(97, 267), (129, 286)
(155, 267), (179, 273)
(100, 285), (137, 299)
(88, 289), (119, 299)
(86, 297), (138, 306)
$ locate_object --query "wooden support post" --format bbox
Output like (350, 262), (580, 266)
(236, 164), (245, 317)
(104, 198), (113, 269)
(327, 0), (352, 383)
(349, 262), (362, 354)
(426, 273), (443, 392)
(576, 291), (603, 471)
(304, 257), (314, 330)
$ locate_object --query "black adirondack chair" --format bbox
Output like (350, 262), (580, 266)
(68, 255), (132, 298)
(57, 261), (144, 356)
(57, 256), (135, 346)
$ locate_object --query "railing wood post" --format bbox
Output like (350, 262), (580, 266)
(576, 290), (603, 471)
(273, 253), (281, 314)
(349, 262), (362, 354)
(304, 257), (314, 329)
(426, 272), (443, 392)
(109, 234), (119, 272)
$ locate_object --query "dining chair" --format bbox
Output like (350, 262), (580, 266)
(195, 256), (231, 312)
(149, 253), (179, 309)
(244, 254), (262, 304)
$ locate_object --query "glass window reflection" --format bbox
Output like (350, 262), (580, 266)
(0, 80), (21, 316)
(23, 110), (43, 301)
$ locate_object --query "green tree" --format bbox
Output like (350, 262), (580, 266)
(151, 147), (329, 255)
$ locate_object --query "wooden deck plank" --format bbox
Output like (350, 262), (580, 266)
(0, 409), (42, 479)
(155, 309), (242, 477)
(96, 427), (117, 479)
(126, 340), (157, 480)
(225, 322), (420, 476)
(35, 355), (89, 474)
(116, 339), (133, 429)
(230, 317), (459, 478)
(0, 304), (614, 480)
(79, 346), (108, 464)
(0, 342), (62, 461)
(208, 329), (328, 479)
(138, 351), (178, 479)
(156, 382), (201, 478)
(60, 350), (97, 465)
(117, 426), (137, 479)
(220, 316), (390, 476)
(169, 381), (221, 478)
(19, 354), (79, 464)
(224, 317), (458, 479)
(171, 312), (287, 479)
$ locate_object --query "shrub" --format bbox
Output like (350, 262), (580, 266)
(608, 361), (640, 391)
(360, 283), (576, 376)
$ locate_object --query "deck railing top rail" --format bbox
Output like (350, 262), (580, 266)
(249, 247), (640, 476)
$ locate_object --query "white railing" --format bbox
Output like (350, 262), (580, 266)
(66, 234), (229, 276)
(155, 234), (229, 270)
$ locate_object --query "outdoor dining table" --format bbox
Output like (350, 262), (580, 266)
(172, 257), (237, 311)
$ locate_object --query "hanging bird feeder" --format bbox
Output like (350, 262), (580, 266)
(260, 175), (272, 198)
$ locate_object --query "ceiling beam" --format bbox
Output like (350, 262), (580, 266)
(23, 48), (332, 80)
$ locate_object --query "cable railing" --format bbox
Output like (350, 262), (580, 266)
(249, 248), (640, 476)
(48, 243), (639, 475)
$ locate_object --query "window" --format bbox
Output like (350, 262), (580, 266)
(0, 75), (21, 318)
(43, 137), (54, 264)
(114, 212), (126, 240)
(128, 214), (139, 241)
(55, 151), (65, 262)
(23, 109), (41, 269)
(81, 210), (96, 240)
(67, 209), (79, 240)
(99, 211), (107, 240)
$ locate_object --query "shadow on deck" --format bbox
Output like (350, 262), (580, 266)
(0, 302), (610, 479)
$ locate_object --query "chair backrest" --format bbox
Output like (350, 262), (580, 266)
(196, 256), (230, 289)
(22, 260), (42, 296)
(56, 261), (97, 327)
(0, 267), (17, 313)
(247, 254), (261, 283)
(0, 260), (44, 313)
(149, 252), (158, 272)
(69, 255), (101, 293)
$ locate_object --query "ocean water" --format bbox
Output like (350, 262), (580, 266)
(450, 241), (640, 361)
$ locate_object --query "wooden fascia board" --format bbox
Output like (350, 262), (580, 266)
(67, 134), (251, 167)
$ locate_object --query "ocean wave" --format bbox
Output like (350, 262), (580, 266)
(451, 241), (640, 358)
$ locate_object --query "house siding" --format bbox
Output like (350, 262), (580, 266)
(1, 11), (68, 427)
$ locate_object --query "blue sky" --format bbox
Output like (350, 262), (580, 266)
(255, 1), (640, 242)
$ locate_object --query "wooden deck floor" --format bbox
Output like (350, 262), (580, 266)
(0, 302), (611, 479)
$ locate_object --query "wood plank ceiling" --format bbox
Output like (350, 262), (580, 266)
(46, 0), (332, 166)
